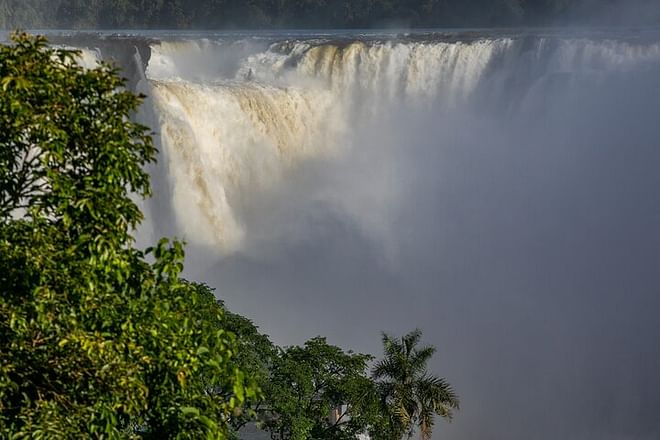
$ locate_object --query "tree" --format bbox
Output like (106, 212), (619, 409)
(221, 306), (275, 435)
(0, 33), (257, 438)
(372, 330), (459, 440)
(195, 287), (278, 436)
(264, 337), (383, 440)
(2, 0), (657, 29)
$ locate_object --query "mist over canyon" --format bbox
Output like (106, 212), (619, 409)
(57, 29), (660, 439)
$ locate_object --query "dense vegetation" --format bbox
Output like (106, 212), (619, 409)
(0, 33), (257, 437)
(220, 319), (460, 440)
(1, 0), (657, 30)
(0, 33), (458, 438)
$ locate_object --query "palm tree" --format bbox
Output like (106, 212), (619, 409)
(372, 329), (459, 440)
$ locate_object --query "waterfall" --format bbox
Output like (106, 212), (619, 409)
(70, 33), (660, 252)
(55, 31), (660, 440)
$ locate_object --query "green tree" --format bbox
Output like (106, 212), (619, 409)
(264, 337), (383, 440)
(222, 306), (276, 434)
(0, 33), (256, 438)
(372, 330), (459, 440)
(3, 0), (657, 29)
(191, 285), (277, 436)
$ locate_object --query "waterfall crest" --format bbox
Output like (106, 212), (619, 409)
(76, 34), (660, 251)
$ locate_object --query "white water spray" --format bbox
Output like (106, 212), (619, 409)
(124, 36), (660, 252)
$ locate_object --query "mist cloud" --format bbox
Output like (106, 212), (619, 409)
(82, 31), (660, 439)
(172, 37), (660, 439)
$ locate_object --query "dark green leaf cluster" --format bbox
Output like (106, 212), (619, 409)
(263, 337), (384, 440)
(222, 326), (459, 440)
(0, 33), (257, 438)
(191, 288), (277, 436)
(191, 298), (383, 440)
(1, 0), (657, 30)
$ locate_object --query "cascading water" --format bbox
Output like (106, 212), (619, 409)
(119, 34), (660, 252)
(150, 79), (343, 248)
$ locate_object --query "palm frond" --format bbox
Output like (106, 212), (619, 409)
(402, 329), (423, 357)
(409, 345), (436, 376)
(372, 357), (400, 380)
(418, 405), (436, 440)
(374, 329), (459, 440)
(416, 374), (460, 417)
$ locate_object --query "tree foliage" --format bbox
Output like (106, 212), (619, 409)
(203, 290), (278, 436)
(372, 330), (459, 440)
(0, 33), (256, 438)
(263, 337), (384, 440)
(1, 0), (657, 29)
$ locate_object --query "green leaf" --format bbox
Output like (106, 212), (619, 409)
(181, 407), (200, 417)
